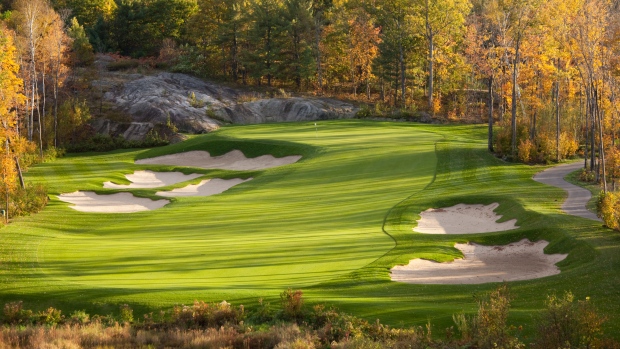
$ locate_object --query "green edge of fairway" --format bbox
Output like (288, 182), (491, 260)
(1, 120), (619, 340)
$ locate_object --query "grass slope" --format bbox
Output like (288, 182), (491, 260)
(1, 120), (619, 340)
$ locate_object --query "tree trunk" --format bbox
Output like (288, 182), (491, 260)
(398, 21), (406, 109)
(4, 140), (9, 224)
(488, 76), (494, 152)
(426, 0), (434, 111)
(15, 157), (25, 190)
(555, 80), (560, 162)
(314, 14), (323, 93)
(511, 38), (521, 158)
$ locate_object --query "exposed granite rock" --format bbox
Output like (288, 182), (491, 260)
(102, 72), (358, 135)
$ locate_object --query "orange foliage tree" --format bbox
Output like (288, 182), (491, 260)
(0, 26), (26, 223)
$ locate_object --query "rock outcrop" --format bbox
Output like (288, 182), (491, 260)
(102, 71), (358, 135)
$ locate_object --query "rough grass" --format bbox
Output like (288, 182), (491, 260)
(0, 120), (619, 342)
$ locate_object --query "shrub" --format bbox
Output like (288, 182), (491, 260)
(119, 304), (134, 323)
(532, 293), (606, 349)
(355, 105), (374, 118)
(8, 184), (48, 218)
(517, 138), (535, 163)
(280, 289), (305, 322)
(597, 191), (620, 230)
(3, 301), (33, 325)
(188, 92), (205, 108)
(455, 284), (524, 349)
(69, 310), (90, 325)
(36, 307), (63, 326)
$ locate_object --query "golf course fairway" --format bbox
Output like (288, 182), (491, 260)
(1, 121), (619, 337)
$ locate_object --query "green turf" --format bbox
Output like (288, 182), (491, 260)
(1, 120), (619, 340)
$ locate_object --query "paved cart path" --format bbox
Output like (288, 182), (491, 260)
(533, 162), (601, 221)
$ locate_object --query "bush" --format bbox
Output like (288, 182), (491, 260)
(170, 300), (245, 328)
(69, 310), (90, 325)
(533, 292), (606, 349)
(597, 191), (620, 230)
(454, 284), (524, 349)
(280, 289), (305, 322)
(8, 184), (48, 218)
(355, 105), (374, 118)
(120, 304), (134, 323)
(36, 307), (63, 326)
(3, 301), (33, 325)
(518, 138), (535, 163)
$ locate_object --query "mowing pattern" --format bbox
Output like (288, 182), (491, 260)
(1, 121), (619, 337)
(2, 121), (440, 300)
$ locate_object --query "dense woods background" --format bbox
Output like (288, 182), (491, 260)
(2, 0), (620, 223)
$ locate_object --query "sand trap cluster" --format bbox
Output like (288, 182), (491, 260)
(135, 150), (301, 170)
(391, 239), (567, 284)
(103, 170), (202, 189)
(414, 203), (518, 234)
(157, 178), (252, 197)
(58, 191), (169, 213)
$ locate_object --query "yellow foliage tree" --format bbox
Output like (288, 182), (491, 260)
(0, 26), (26, 223)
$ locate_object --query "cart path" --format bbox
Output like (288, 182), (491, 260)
(533, 162), (601, 221)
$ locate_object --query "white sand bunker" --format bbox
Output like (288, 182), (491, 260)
(135, 150), (301, 171)
(391, 239), (567, 284)
(58, 191), (169, 213)
(414, 203), (518, 234)
(156, 178), (252, 197)
(103, 170), (202, 189)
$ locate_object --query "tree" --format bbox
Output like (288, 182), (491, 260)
(112, 0), (198, 57)
(347, 7), (380, 98)
(417, 0), (471, 111)
(0, 26), (26, 223)
(282, 0), (315, 89)
(67, 17), (93, 66)
(243, 0), (285, 87)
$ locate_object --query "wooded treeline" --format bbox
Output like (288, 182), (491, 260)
(36, 0), (620, 169)
(2, 0), (620, 223)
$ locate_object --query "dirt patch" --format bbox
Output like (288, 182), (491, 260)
(58, 191), (169, 213)
(156, 178), (251, 197)
(136, 150), (301, 171)
(103, 170), (202, 189)
(414, 203), (518, 234)
(390, 239), (567, 284)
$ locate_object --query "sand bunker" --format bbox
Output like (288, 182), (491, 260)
(414, 203), (518, 234)
(103, 170), (202, 189)
(58, 191), (169, 213)
(156, 178), (252, 197)
(391, 239), (567, 284)
(135, 150), (301, 170)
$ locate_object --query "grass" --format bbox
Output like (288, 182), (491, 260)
(1, 120), (619, 341)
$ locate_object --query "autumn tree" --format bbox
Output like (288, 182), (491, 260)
(0, 26), (26, 223)
(347, 7), (380, 99)
(416, 0), (471, 112)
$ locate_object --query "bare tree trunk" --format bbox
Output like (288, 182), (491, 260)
(15, 157), (25, 190)
(398, 20), (406, 109)
(425, 0), (434, 111)
(314, 13), (323, 93)
(555, 79), (560, 162)
(511, 38), (521, 158)
(4, 140), (8, 224)
(488, 76), (494, 152)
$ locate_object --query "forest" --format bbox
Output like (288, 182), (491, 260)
(1, 0), (620, 218)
